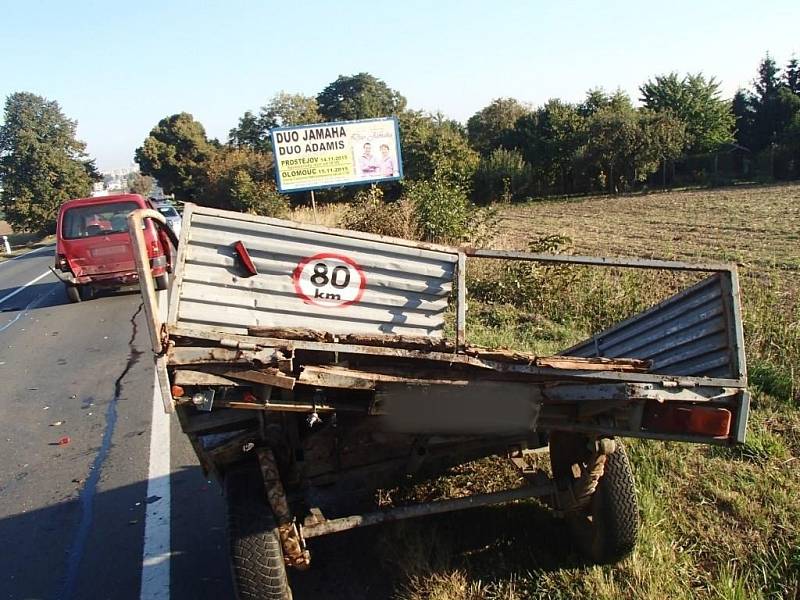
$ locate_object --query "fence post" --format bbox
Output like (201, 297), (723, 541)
(2, 235), (11, 255)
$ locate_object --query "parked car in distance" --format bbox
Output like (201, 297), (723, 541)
(54, 193), (172, 303)
(151, 199), (182, 238)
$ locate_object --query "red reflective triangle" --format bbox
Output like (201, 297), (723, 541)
(233, 241), (258, 276)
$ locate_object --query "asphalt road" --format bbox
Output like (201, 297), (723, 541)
(0, 246), (412, 600)
(0, 247), (232, 600)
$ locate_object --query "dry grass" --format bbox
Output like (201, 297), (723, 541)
(498, 183), (800, 272)
(388, 183), (800, 600)
(289, 203), (347, 227)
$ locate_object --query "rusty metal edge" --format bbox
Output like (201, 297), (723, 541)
(190, 203), (460, 256)
(301, 482), (554, 539)
(465, 249), (737, 272)
(166, 324), (747, 388)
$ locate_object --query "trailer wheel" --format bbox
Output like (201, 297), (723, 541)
(225, 467), (292, 600)
(550, 432), (639, 564)
(66, 284), (81, 303)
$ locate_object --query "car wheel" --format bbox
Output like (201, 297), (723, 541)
(226, 466), (292, 600)
(550, 432), (639, 564)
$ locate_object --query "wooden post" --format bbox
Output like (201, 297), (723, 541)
(127, 208), (167, 355)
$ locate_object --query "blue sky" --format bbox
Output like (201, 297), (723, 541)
(1, 0), (798, 171)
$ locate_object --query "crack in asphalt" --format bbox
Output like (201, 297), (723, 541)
(59, 302), (144, 600)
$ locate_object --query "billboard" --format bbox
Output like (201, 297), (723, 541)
(271, 117), (403, 193)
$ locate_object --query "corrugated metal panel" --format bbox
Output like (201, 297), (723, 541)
(564, 273), (740, 379)
(173, 207), (457, 337)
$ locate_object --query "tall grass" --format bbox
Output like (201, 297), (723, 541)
(398, 238), (800, 598)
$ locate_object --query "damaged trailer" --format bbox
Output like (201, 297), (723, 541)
(128, 204), (749, 600)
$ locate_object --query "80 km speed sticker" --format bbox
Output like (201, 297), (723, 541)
(292, 253), (366, 307)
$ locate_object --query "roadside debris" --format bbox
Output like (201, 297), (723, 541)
(49, 421), (64, 427)
(57, 436), (70, 446)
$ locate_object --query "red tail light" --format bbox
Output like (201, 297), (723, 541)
(149, 239), (162, 257)
(56, 254), (69, 272)
(643, 401), (732, 438)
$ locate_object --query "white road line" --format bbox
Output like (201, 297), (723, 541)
(0, 244), (54, 267)
(0, 270), (52, 306)
(140, 293), (171, 600)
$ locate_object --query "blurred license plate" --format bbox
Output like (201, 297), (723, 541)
(92, 245), (127, 257)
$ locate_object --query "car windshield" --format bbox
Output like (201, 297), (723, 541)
(62, 201), (139, 239)
(157, 205), (179, 218)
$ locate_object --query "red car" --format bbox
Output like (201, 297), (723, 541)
(54, 193), (172, 302)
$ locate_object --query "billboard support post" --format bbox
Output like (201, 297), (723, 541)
(310, 190), (318, 224)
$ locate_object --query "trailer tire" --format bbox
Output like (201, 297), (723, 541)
(225, 467), (292, 600)
(550, 433), (639, 564)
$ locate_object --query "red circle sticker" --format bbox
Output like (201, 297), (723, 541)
(292, 253), (366, 307)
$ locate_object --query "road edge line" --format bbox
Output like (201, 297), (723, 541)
(140, 293), (171, 600)
(0, 270), (53, 306)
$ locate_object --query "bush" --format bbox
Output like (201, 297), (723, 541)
(403, 176), (470, 243)
(340, 185), (420, 240)
(341, 179), (495, 246)
(230, 171), (289, 217)
(472, 147), (532, 204)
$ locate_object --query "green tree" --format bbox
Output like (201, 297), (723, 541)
(229, 171), (288, 217)
(135, 112), (217, 202)
(403, 173), (470, 243)
(584, 97), (678, 193)
(747, 55), (800, 153)
(127, 172), (155, 197)
(638, 109), (687, 186)
(398, 111), (479, 189)
(466, 97), (530, 155)
(0, 92), (94, 232)
(201, 146), (274, 209)
(507, 100), (587, 194)
(640, 73), (735, 154)
(579, 88), (632, 116)
(785, 56), (800, 96)
(228, 110), (264, 150)
(316, 73), (406, 121)
(754, 54), (781, 102)
(229, 92), (321, 152)
(733, 89), (757, 149)
(472, 147), (532, 203)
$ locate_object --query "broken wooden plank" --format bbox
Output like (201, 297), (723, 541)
(247, 326), (329, 342)
(298, 365), (469, 390)
(166, 326), (741, 387)
(168, 346), (285, 366)
(204, 366), (296, 390)
(535, 355), (651, 372)
(465, 346), (652, 372)
(173, 369), (244, 386)
(246, 326), (455, 352)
